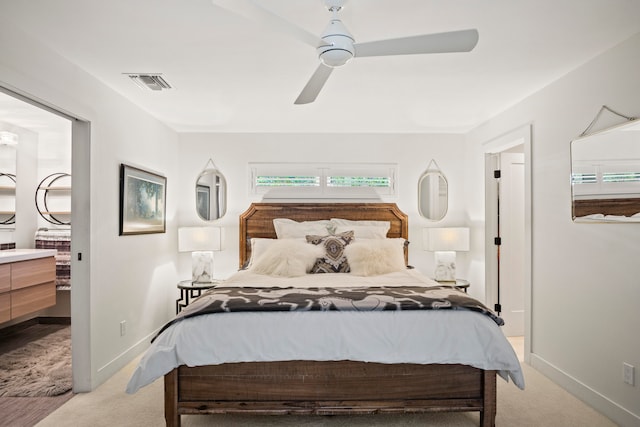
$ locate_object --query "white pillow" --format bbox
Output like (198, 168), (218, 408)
(247, 238), (276, 268)
(357, 237), (407, 249)
(334, 224), (389, 239)
(330, 219), (390, 239)
(249, 239), (324, 277)
(330, 218), (391, 228)
(273, 218), (332, 239)
(344, 239), (406, 276)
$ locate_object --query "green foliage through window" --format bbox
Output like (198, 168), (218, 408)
(327, 176), (391, 187)
(602, 172), (640, 183)
(250, 163), (397, 197)
(256, 176), (320, 187)
(571, 173), (597, 184)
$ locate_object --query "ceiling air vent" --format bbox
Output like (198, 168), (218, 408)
(125, 73), (172, 91)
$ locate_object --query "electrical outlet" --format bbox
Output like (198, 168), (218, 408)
(623, 362), (635, 386)
(120, 320), (127, 337)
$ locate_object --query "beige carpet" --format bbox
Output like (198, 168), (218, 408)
(35, 355), (617, 427)
(0, 327), (72, 397)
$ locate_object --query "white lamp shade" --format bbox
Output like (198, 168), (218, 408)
(178, 227), (222, 252)
(423, 227), (470, 252)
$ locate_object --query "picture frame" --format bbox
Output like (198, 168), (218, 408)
(119, 164), (166, 235)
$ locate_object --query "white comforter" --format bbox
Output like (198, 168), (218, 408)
(126, 269), (524, 393)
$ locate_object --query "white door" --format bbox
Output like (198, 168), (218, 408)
(498, 152), (525, 337)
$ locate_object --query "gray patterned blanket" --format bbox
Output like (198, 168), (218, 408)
(153, 285), (503, 342)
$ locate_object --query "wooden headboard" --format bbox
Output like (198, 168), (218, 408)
(573, 197), (640, 218)
(239, 203), (409, 268)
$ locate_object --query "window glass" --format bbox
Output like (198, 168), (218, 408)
(250, 163), (396, 198)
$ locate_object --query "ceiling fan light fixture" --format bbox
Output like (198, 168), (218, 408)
(319, 48), (354, 67)
(317, 19), (354, 67)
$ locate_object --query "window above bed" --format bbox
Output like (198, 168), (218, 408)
(249, 162), (397, 199)
(571, 161), (640, 198)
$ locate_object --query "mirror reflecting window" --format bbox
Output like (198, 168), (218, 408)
(418, 159), (448, 221)
(196, 159), (227, 221)
(571, 119), (640, 222)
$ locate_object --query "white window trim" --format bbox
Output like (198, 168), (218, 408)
(249, 162), (397, 199)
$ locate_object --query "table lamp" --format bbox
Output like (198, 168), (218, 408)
(178, 227), (222, 283)
(423, 227), (469, 282)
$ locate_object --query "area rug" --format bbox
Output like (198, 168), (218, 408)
(0, 327), (72, 397)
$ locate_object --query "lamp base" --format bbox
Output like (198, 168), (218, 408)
(192, 251), (214, 283)
(434, 251), (456, 282)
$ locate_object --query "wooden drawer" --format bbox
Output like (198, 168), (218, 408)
(11, 257), (56, 290)
(0, 293), (9, 323)
(0, 264), (9, 293)
(10, 282), (56, 319)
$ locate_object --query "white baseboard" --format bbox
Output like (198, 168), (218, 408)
(93, 328), (159, 390)
(530, 353), (640, 427)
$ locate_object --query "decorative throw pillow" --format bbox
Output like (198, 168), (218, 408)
(249, 239), (324, 277)
(305, 230), (354, 273)
(246, 238), (303, 268)
(344, 239), (406, 276)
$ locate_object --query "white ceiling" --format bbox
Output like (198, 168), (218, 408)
(1, 0), (640, 133)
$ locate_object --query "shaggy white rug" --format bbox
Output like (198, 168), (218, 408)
(0, 327), (72, 397)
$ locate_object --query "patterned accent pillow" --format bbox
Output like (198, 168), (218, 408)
(306, 230), (354, 273)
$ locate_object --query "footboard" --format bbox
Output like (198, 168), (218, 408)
(164, 361), (496, 427)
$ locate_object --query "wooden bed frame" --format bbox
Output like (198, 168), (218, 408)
(164, 203), (497, 427)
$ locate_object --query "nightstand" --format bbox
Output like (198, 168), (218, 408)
(435, 278), (470, 293)
(176, 279), (221, 314)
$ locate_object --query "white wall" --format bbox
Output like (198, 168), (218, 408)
(466, 33), (640, 426)
(0, 24), (181, 390)
(176, 133), (479, 294)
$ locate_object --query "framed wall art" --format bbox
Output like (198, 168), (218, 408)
(119, 164), (166, 235)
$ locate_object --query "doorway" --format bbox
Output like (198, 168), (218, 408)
(0, 85), (91, 392)
(489, 151), (525, 336)
(483, 125), (532, 361)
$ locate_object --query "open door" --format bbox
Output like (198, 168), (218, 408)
(493, 152), (525, 337)
(484, 124), (531, 349)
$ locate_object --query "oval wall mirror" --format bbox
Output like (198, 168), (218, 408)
(196, 159), (227, 221)
(418, 159), (448, 221)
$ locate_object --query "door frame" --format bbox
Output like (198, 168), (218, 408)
(0, 83), (92, 391)
(483, 124), (532, 363)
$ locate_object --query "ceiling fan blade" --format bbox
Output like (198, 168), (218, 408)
(211, 0), (323, 48)
(294, 64), (334, 105)
(354, 29), (479, 58)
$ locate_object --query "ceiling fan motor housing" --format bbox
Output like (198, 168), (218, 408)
(317, 19), (354, 67)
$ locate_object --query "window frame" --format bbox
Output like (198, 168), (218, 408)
(249, 162), (398, 199)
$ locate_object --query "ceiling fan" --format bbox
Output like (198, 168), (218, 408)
(211, 0), (479, 104)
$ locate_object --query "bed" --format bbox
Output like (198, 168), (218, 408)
(126, 203), (523, 427)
